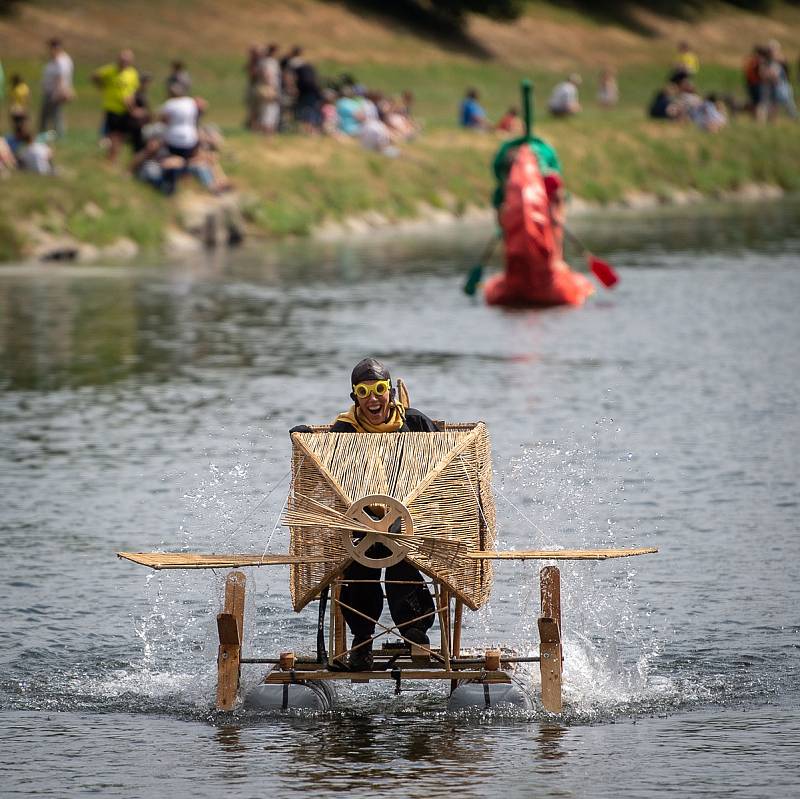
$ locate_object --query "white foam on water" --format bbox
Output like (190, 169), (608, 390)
(472, 419), (695, 721)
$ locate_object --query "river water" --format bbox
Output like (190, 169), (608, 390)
(1, 200), (799, 798)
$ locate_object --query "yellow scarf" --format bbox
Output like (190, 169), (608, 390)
(334, 403), (406, 433)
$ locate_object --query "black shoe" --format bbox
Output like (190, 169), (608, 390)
(348, 642), (374, 672)
(403, 626), (430, 647)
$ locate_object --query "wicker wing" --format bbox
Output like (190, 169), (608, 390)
(287, 422), (496, 611)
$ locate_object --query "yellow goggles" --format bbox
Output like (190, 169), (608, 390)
(353, 379), (391, 399)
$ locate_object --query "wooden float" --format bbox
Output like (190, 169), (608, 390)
(119, 422), (656, 713)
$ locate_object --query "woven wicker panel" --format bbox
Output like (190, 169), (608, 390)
(287, 422), (496, 611)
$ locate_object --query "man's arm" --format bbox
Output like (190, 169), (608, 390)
(405, 408), (440, 432)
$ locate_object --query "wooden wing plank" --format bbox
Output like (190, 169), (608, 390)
(117, 552), (329, 570)
(466, 547), (658, 560)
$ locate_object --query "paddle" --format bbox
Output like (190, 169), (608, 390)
(463, 233), (500, 296)
(563, 227), (620, 288)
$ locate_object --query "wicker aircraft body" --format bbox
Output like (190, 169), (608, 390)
(119, 422), (656, 712)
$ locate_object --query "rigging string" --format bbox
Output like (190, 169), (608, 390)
(459, 454), (548, 661)
(215, 467), (291, 548)
(261, 455), (305, 558)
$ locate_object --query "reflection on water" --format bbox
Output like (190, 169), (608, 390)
(1, 198), (798, 392)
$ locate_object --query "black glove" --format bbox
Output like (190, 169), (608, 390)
(289, 424), (312, 435)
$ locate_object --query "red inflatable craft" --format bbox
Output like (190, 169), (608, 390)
(484, 146), (594, 307)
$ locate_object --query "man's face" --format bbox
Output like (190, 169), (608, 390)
(355, 381), (391, 425)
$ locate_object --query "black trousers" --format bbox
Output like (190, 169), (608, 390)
(339, 550), (435, 645)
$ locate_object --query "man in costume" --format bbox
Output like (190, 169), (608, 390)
(296, 357), (438, 670)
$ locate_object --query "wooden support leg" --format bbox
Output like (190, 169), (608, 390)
(450, 598), (464, 695)
(215, 570), (246, 711)
(332, 583), (346, 665)
(538, 565), (563, 713)
(435, 584), (450, 670)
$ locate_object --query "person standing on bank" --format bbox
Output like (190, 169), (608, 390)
(292, 358), (438, 671)
(40, 38), (74, 138)
(92, 49), (139, 163)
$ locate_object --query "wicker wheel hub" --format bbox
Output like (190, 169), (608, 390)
(343, 495), (413, 569)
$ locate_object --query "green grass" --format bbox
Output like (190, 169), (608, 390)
(2, 50), (799, 261)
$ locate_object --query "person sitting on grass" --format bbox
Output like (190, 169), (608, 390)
(290, 358), (439, 672)
(320, 88), (343, 138)
(674, 77), (703, 119)
(16, 121), (54, 175)
(131, 122), (231, 196)
(691, 93), (728, 133)
(548, 74), (582, 117)
(0, 137), (16, 176)
(336, 82), (364, 137)
(92, 49), (140, 163)
(459, 87), (489, 129)
(648, 82), (680, 120)
(160, 80), (206, 161)
(495, 106), (522, 136)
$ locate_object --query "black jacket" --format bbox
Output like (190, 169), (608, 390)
(290, 408), (439, 436)
(330, 407), (439, 434)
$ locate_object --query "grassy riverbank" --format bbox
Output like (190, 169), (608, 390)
(1, 0), (800, 260)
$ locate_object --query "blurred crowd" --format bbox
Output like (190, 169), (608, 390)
(243, 43), (419, 155)
(457, 39), (797, 137)
(647, 39), (797, 133)
(0, 40), (231, 193)
(1, 34), (798, 189)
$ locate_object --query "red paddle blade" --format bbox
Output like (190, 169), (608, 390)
(589, 255), (619, 288)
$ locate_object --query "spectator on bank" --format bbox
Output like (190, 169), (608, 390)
(9, 74), (30, 124)
(130, 71), (153, 152)
(400, 90), (415, 118)
(495, 106), (522, 136)
(131, 121), (230, 196)
(548, 74), (582, 117)
(320, 88), (342, 137)
(3, 113), (28, 157)
(360, 114), (397, 156)
(290, 48), (322, 133)
(648, 82), (680, 119)
(336, 83), (363, 137)
(197, 124), (233, 193)
(676, 41), (699, 76)
(92, 49), (140, 162)
(597, 67), (619, 107)
(744, 46), (766, 114)
(160, 81), (206, 159)
(244, 45), (263, 130)
(674, 77), (703, 119)
(382, 96), (417, 141)
(17, 122), (55, 174)
(763, 39), (797, 121)
(459, 88), (489, 129)
(40, 38), (74, 137)
(0, 136), (15, 176)
(254, 44), (281, 134)
(166, 60), (191, 96)
(692, 93), (727, 132)
(279, 46), (301, 131)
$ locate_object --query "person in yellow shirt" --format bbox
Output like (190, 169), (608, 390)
(92, 49), (140, 163)
(676, 41), (699, 76)
(9, 74), (31, 124)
